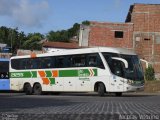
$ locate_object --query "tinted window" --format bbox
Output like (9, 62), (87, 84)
(11, 53), (104, 70)
(41, 57), (54, 69)
(0, 61), (9, 72)
(102, 52), (123, 76)
(102, 53), (119, 70)
(19, 59), (26, 69)
(55, 57), (65, 68)
(0, 61), (9, 79)
(11, 59), (21, 70)
(70, 55), (86, 67)
(30, 58), (41, 69)
(87, 54), (104, 69)
(12, 57), (55, 70)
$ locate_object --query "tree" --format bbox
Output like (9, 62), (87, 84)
(82, 20), (90, 25)
(17, 31), (27, 49)
(47, 21), (90, 42)
(145, 65), (155, 81)
(68, 23), (80, 39)
(22, 33), (44, 50)
(46, 30), (69, 42)
(0, 26), (26, 53)
(0, 20), (90, 52)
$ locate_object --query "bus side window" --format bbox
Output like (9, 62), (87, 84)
(31, 58), (40, 69)
(88, 55), (97, 67)
(65, 56), (72, 68)
(55, 57), (65, 68)
(25, 59), (32, 69)
(41, 57), (54, 69)
(11, 59), (20, 69)
(87, 53), (105, 69)
(71, 55), (86, 67)
(19, 59), (26, 69)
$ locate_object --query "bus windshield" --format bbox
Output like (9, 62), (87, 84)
(0, 61), (9, 79)
(121, 55), (144, 81)
(102, 53), (144, 81)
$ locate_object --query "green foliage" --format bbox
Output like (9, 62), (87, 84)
(0, 26), (44, 51)
(82, 20), (90, 25)
(145, 65), (155, 81)
(22, 33), (44, 50)
(68, 23), (80, 39)
(0, 20), (90, 52)
(0, 26), (27, 53)
(47, 21), (90, 42)
(47, 30), (69, 42)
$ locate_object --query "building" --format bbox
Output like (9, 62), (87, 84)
(16, 49), (43, 56)
(79, 3), (160, 78)
(42, 41), (79, 52)
(0, 43), (12, 58)
(126, 4), (160, 76)
(79, 22), (133, 49)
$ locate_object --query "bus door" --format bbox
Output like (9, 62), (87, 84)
(109, 59), (124, 92)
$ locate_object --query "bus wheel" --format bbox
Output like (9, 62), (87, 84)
(98, 83), (105, 96)
(115, 92), (122, 96)
(24, 83), (32, 95)
(33, 83), (42, 95)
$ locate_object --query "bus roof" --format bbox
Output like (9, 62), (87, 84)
(98, 47), (136, 55)
(11, 47), (136, 59)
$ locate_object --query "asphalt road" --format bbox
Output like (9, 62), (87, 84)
(0, 92), (160, 120)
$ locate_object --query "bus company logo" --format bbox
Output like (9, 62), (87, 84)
(11, 73), (24, 78)
(78, 70), (89, 77)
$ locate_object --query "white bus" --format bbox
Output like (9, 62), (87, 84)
(10, 47), (144, 96)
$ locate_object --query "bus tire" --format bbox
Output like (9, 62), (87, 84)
(24, 83), (32, 95)
(33, 83), (42, 95)
(98, 83), (105, 96)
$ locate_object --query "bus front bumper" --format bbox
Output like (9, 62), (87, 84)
(125, 85), (144, 92)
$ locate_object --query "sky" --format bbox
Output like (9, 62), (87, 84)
(0, 0), (160, 35)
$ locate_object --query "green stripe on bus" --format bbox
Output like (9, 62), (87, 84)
(59, 69), (97, 77)
(78, 69), (97, 77)
(45, 71), (52, 77)
(49, 78), (55, 84)
(10, 69), (98, 78)
(59, 70), (78, 77)
(93, 69), (97, 76)
(10, 71), (32, 78)
(31, 71), (37, 78)
(78, 69), (90, 77)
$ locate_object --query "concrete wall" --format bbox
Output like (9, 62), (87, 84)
(79, 25), (90, 47)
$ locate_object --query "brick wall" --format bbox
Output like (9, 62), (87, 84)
(130, 4), (160, 74)
(89, 22), (133, 49)
(79, 3), (160, 77)
(131, 4), (160, 32)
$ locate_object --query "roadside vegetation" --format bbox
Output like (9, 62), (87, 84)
(144, 65), (160, 93)
(145, 65), (155, 81)
(0, 21), (90, 53)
